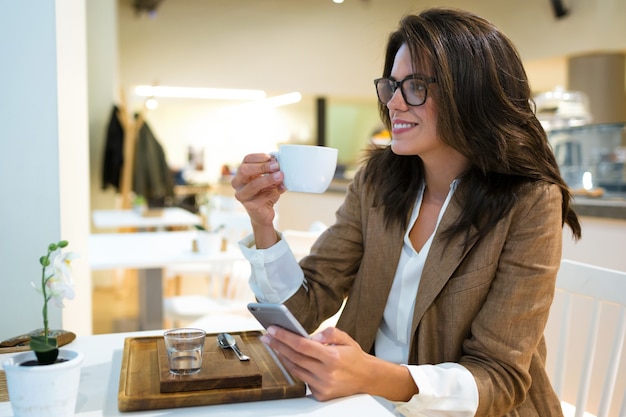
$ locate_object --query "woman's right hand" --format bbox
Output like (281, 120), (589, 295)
(231, 153), (285, 248)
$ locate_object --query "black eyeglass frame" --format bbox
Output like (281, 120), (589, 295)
(373, 75), (437, 106)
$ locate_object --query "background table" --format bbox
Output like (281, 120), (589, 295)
(92, 207), (201, 230)
(0, 328), (396, 416)
(89, 231), (241, 330)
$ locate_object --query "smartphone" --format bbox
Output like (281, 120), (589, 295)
(247, 303), (310, 338)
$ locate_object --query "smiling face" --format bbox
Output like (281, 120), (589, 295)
(386, 44), (441, 158)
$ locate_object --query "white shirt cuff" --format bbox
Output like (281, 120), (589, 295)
(393, 363), (478, 417)
(238, 232), (304, 303)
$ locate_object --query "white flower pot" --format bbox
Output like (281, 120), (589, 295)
(2, 349), (83, 417)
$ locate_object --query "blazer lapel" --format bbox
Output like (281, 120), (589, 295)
(367, 204), (405, 294)
(353, 205), (405, 349)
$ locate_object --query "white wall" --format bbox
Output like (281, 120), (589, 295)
(138, 97), (318, 183)
(116, 0), (626, 101)
(114, 2), (626, 127)
(0, 0), (91, 341)
(562, 216), (626, 272)
(277, 192), (346, 232)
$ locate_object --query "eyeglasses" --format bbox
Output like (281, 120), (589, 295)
(373, 75), (436, 106)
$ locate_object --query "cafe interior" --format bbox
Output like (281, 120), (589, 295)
(1, 0), (626, 416)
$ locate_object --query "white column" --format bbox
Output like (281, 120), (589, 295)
(0, 0), (92, 340)
(57, 0), (92, 336)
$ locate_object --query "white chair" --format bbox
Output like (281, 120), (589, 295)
(545, 259), (626, 417)
(163, 255), (256, 328)
(282, 229), (322, 261)
(202, 195), (264, 244)
(179, 257), (262, 333)
(282, 221), (327, 261)
(207, 209), (252, 244)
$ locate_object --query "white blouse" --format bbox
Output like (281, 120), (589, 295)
(238, 180), (478, 416)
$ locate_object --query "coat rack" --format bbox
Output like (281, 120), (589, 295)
(116, 89), (145, 209)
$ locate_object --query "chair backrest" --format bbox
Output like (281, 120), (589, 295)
(545, 259), (626, 417)
(203, 196), (280, 245)
(208, 210), (252, 243)
(221, 258), (254, 302)
(282, 229), (323, 261)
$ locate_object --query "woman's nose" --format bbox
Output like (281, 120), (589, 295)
(386, 88), (408, 111)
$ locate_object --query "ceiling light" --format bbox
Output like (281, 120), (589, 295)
(218, 92), (302, 114)
(259, 92), (302, 107)
(134, 85), (266, 101)
(144, 97), (159, 110)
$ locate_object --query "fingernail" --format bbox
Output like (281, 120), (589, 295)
(260, 335), (270, 344)
(269, 162), (279, 171)
(267, 326), (277, 335)
(272, 172), (282, 180)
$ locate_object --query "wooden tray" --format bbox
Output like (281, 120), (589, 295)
(156, 335), (262, 393)
(118, 331), (306, 412)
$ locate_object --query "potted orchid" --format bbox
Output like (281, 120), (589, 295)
(28, 240), (77, 365)
(2, 240), (84, 417)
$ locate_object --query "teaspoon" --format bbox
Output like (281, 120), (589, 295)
(217, 332), (250, 361)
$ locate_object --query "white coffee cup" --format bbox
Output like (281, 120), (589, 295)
(271, 144), (338, 193)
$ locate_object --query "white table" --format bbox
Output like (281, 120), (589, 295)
(89, 231), (242, 330)
(92, 207), (201, 230)
(0, 328), (396, 416)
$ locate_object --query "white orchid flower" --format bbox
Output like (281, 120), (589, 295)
(44, 248), (78, 307)
(31, 250), (78, 307)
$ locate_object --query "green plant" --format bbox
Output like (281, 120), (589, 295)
(29, 240), (77, 365)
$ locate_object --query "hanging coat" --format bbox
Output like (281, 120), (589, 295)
(101, 105), (124, 191)
(132, 121), (174, 204)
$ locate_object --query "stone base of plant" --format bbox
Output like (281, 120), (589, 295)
(0, 329), (76, 349)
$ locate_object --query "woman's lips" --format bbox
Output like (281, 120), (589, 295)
(392, 120), (416, 134)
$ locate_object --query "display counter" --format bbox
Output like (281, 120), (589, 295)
(548, 122), (626, 220)
(572, 194), (626, 220)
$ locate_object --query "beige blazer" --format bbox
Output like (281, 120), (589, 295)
(285, 169), (565, 416)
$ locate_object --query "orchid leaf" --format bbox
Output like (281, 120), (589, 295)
(29, 335), (58, 352)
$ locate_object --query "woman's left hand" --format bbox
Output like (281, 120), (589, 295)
(261, 326), (370, 400)
(260, 326), (418, 402)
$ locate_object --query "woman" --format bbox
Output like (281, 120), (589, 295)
(231, 7), (581, 416)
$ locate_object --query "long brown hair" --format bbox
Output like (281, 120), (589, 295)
(363, 7), (581, 245)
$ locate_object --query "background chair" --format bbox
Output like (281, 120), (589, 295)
(281, 221), (326, 261)
(544, 259), (626, 417)
(163, 254), (256, 328)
